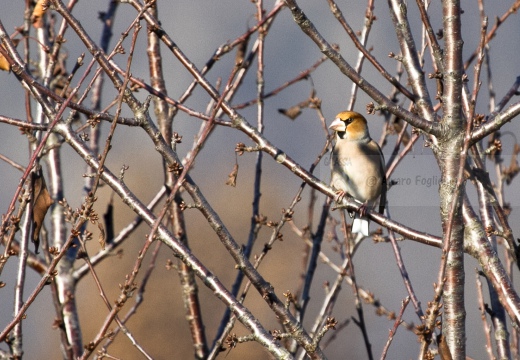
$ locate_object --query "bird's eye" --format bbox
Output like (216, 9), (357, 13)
(345, 117), (354, 124)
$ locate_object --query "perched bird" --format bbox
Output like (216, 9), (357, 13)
(329, 111), (386, 236)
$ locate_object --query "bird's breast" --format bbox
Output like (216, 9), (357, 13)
(331, 141), (383, 204)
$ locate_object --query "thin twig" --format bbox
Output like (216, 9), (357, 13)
(341, 211), (373, 360)
(475, 270), (496, 360)
(380, 296), (410, 360)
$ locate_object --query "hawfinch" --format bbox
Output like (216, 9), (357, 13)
(329, 111), (386, 236)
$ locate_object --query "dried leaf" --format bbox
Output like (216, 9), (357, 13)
(103, 200), (114, 245)
(31, 170), (53, 253)
(226, 163), (239, 187)
(437, 334), (453, 360)
(278, 99), (311, 120)
(392, 117), (410, 146)
(504, 143), (520, 185)
(278, 106), (302, 120)
(97, 222), (106, 250)
(235, 34), (250, 67)
(0, 52), (9, 72)
(31, 0), (48, 28)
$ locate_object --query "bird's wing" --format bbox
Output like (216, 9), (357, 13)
(370, 140), (386, 214)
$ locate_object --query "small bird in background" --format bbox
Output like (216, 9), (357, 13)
(329, 111), (386, 237)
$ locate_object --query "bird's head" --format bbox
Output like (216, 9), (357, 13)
(329, 111), (369, 140)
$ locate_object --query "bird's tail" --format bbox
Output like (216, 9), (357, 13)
(352, 215), (369, 237)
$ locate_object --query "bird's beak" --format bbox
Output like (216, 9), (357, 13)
(329, 118), (346, 132)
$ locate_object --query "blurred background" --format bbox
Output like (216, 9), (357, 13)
(1, 0), (520, 358)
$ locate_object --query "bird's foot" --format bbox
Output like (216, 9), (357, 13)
(334, 190), (347, 203)
(358, 201), (369, 217)
(331, 190), (349, 211)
